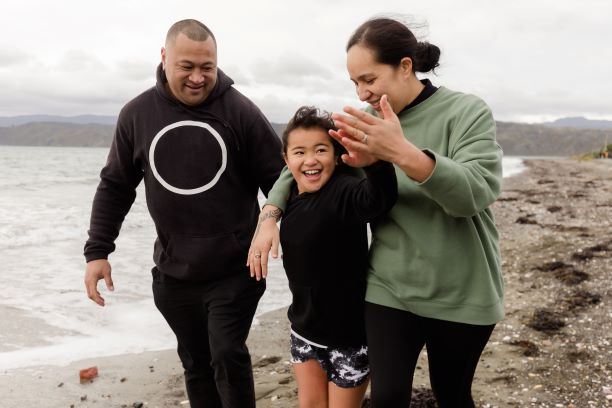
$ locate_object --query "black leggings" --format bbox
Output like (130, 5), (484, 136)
(152, 268), (265, 408)
(365, 302), (495, 408)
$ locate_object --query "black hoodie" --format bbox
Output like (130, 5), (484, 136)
(84, 64), (284, 281)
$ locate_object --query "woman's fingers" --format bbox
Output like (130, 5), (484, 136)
(329, 129), (377, 167)
(379, 95), (397, 121)
(332, 112), (375, 135)
(340, 106), (379, 125)
(332, 118), (370, 145)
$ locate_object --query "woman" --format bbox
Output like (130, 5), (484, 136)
(251, 106), (396, 407)
(250, 17), (503, 408)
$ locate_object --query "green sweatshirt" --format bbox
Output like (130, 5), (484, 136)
(267, 86), (504, 325)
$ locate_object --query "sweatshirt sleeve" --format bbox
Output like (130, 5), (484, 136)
(83, 114), (143, 262)
(242, 103), (284, 197)
(418, 97), (502, 218)
(338, 161), (398, 222)
(265, 166), (293, 212)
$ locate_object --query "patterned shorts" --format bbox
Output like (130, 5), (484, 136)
(290, 333), (370, 388)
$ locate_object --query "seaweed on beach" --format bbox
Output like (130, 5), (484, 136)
(554, 267), (589, 285)
(411, 388), (438, 408)
(509, 339), (539, 356)
(566, 350), (591, 363)
(516, 215), (538, 225)
(586, 242), (611, 252)
(253, 355), (282, 368)
(571, 249), (596, 261)
(360, 388), (438, 408)
(537, 179), (555, 185)
(565, 290), (602, 310)
(536, 261), (570, 272)
(527, 309), (566, 333)
(496, 196), (519, 202)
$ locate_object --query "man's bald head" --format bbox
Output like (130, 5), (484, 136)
(165, 19), (216, 49)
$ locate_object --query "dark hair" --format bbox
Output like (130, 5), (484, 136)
(282, 106), (343, 157)
(166, 19), (216, 47)
(347, 17), (440, 73)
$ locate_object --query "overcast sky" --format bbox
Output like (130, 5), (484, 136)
(1, 0), (610, 123)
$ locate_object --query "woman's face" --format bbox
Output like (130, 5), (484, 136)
(347, 44), (410, 114)
(283, 127), (337, 194)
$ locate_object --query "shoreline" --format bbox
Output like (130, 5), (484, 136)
(0, 307), (293, 408)
(1, 157), (611, 407)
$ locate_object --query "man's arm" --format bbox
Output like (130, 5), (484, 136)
(242, 103), (285, 196)
(83, 115), (142, 306)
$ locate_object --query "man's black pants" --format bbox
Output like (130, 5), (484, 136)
(152, 268), (265, 408)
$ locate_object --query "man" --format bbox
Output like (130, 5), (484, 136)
(83, 19), (283, 408)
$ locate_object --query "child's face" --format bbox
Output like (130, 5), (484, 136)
(284, 127), (337, 194)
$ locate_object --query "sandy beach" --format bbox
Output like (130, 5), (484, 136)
(1, 158), (610, 407)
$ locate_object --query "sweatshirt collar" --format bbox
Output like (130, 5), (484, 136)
(398, 79), (438, 114)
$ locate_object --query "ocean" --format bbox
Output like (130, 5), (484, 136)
(0, 146), (525, 371)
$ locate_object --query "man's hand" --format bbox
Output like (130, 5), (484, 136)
(84, 259), (114, 306)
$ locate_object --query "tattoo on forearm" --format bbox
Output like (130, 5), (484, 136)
(259, 208), (282, 223)
(253, 208), (282, 238)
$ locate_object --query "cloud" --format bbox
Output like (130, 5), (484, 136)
(227, 51), (361, 122)
(0, 48), (32, 68)
(57, 49), (108, 72)
(115, 59), (158, 82)
(1, 0), (611, 121)
(236, 52), (337, 87)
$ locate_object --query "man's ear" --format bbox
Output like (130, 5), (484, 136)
(161, 47), (166, 70)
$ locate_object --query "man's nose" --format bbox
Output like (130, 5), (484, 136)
(189, 69), (205, 84)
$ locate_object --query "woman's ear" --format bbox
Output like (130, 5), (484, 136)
(283, 153), (288, 165)
(400, 57), (413, 78)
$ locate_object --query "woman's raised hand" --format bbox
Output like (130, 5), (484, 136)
(331, 95), (407, 165)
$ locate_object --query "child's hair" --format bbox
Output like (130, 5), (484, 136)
(281, 106), (344, 157)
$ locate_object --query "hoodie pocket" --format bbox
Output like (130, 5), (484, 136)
(163, 231), (246, 279)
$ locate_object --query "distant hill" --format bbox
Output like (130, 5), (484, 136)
(0, 121), (287, 148)
(1, 118), (610, 156)
(544, 116), (612, 130)
(0, 122), (114, 147)
(0, 115), (117, 127)
(496, 121), (610, 156)
(270, 122), (285, 136)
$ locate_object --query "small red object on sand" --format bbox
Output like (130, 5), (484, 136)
(79, 366), (99, 383)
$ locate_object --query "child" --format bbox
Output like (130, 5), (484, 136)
(276, 106), (397, 407)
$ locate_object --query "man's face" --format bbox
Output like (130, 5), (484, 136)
(161, 33), (217, 106)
